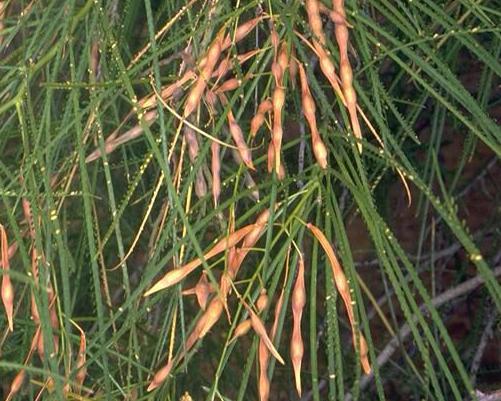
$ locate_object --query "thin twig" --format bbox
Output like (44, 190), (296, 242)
(343, 265), (501, 401)
(470, 310), (497, 386)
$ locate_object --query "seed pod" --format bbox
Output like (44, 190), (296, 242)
(277, 43), (289, 77)
(231, 319), (252, 341)
(298, 63), (328, 169)
(256, 290), (269, 312)
(214, 78), (240, 94)
(250, 99), (272, 137)
(198, 297), (224, 338)
(227, 110), (255, 170)
(140, 70), (196, 110)
(221, 17), (263, 51)
(270, 27), (280, 57)
(248, 307), (284, 365)
(1, 224), (14, 331)
(147, 359), (174, 391)
(184, 126), (199, 163)
(194, 272), (211, 310)
(291, 256), (306, 395)
(258, 338), (270, 401)
(267, 142), (274, 174)
(184, 32), (224, 118)
(307, 223), (371, 374)
(211, 141), (221, 207)
(5, 369), (25, 401)
(144, 224), (255, 296)
(305, 0), (326, 45)
(271, 86), (286, 174)
(332, 0), (362, 153)
(86, 110), (158, 163)
(75, 325), (87, 391)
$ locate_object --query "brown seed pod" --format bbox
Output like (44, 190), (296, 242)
(221, 17), (263, 51)
(298, 63), (328, 169)
(194, 272), (211, 310)
(184, 32), (224, 118)
(86, 110), (158, 163)
(5, 369), (25, 401)
(307, 223), (371, 374)
(256, 290), (269, 312)
(277, 43), (289, 77)
(75, 324), (87, 391)
(198, 297), (224, 338)
(144, 224), (255, 296)
(271, 86), (286, 174)
(227, 110), (255, 170)
(214, 77), (241, 94)
(305, 0), (326, 45)
(258, 338), (270, 401)
(290, 256), (306, 395)
(332, 0), (362, 153)
(231, 319), (252, 342)
(147, 358), (174, 392)
(248, 307), (284, 365)
(250, 99), (272, 137)
(211, 141), (221, 207)
(1, 224), (14, 331)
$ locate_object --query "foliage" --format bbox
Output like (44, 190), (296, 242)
(0, 1), (500, 400)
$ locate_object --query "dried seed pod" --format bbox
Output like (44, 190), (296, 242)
(291, 256), (306, 395)
(271, 86), (286, 174)
(298, 63), (328, 169)
(221, 17), (263, 51)
(277, 43), (289, 77)
(184, 32), (224, 118)
(305, 0), (326, 45)
(211, 141), (221, 207)
(214, 77), (241, 94)
(195, 170), (208, 199)
(250, 99), (272, 137)
(248, 307), (284, 365)
(75, 324), (87, 391)
(256, 289), (269, 312)
(267, 142), (274, 174)
(227, 110), (255, 170)
(184, 126), (200, 162)
(5, 369), (25, 401)
(144, 224), (255, 296)
(1, 224), (14, 331)
(307, 223), (371, 374)
(332, 0), (362, 153)
(147, 359), (174, 392)
(194, 272), (211, 310)
(231, 319), (252, 341)
(140, 71), (196, 110)
(258, 338), (270, 401)
(198, 297), (224, 338)
(86, 110), (158, 163)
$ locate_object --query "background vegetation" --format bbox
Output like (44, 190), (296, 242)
(0, 0), (500, 400)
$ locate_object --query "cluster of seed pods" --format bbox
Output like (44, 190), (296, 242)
(2, 191), (90, 399)
(82, 3), (370, 397)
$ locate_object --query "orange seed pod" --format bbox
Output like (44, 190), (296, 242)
(144, 224), (255, 296)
